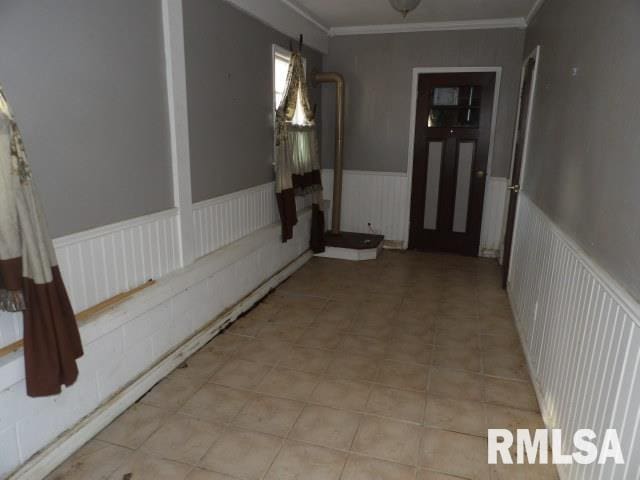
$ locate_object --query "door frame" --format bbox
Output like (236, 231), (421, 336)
(403, 66), (502, 252)
(504, 46), (541, 286)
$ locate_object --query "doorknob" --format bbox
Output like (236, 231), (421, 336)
(475, 170), (485, 179)
(507, 184), (520, 193)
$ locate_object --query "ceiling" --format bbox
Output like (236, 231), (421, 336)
(285, 0), (539, 31)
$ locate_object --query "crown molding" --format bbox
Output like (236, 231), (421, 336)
(280, 0), (330, 33)
(329, 17), (527, 36)
(526, 0), (547, 24)
(222, 0), (329, 53)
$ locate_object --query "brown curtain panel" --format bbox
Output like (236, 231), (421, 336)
(0, 86), (83, 397)
(274, 51), (325, 253)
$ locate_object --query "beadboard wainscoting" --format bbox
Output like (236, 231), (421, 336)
(508, 194), (640, 480)
(0, 209), (181, 354)
(321, 169), (410, 244)
(0, 204), (312, 479)
(321, 169), (508, 256)
(192, 181), (313, 259)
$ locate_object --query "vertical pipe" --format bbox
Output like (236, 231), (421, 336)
(314, 72), (345, 234)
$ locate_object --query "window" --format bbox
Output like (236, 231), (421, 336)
(273, 45), (308, 126)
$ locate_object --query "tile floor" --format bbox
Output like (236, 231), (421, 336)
(47, 251), (559, 480)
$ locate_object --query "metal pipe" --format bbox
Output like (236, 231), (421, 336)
(313, 72), (345, 234)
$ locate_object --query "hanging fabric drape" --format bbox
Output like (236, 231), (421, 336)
(275, 50), (325, 253)
(0, 86), (83, 397)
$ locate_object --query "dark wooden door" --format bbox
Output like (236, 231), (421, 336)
(409, 72), (495, 256)
(503, 57), (536, 287)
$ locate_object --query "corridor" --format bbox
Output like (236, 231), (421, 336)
(48, 252), (557, 480)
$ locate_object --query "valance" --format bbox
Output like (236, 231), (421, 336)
(275, 50), (325, 253)
(0, 86), (83, 397)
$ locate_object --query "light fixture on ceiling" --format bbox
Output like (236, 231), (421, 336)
(388, 0), (422, 18)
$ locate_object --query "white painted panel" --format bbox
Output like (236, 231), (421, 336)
(192, 182), (280, 259)
(508, 193), (640, 480)
(452, 141), (474, 233)
(322, 169), (410, 244)
(423, 141), (443, 230)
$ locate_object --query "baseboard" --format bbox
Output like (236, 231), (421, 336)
(8, 250), (311, 480)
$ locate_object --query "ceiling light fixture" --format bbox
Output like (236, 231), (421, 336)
(388, 0), (422, 18)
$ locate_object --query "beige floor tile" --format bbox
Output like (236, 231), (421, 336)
(484, 378), (539, 412)
(326, 353), (381, 382)
(340, 334), (387, 357)
(256, 322), (306, 343)
(420, 428), (489, 480)
(490, 463), (559, 480)
(235, 338), (290, 365)
(483, 350), (529, 381)
(432, 345), (482, 373)
(200, 428), (282, 480)
(416, 469), (462, 480)
(206, 333), (253, 354)
(424, 397), (487, 437)
(185, 468), (238, 480)
(278, 346), (333, 374)
(289, 405), (361, 450)
(173, 349), (229, 381)
(297, 324), (345, 350)
(352, 415), (421, 466)
(210, 358), (271, 390)
(310, 378), (372, 411)
(428, 367), (484, 401)
(257, 367), (320, 401)
(179, 384), (251, 423)
(141, 373), (206, 411)
(365, 385), (426, 423)
(317, 301), (359, 329)
(46, 440), (132, 480)
(264, 440), (347, 480)
(97, 404), (169, 449)
(141, 414), (225, 464)
(435, 330), (481, 350)
(107, 451), (192, 480)
(272, 306), (322, 327)
(376, 361), (429, 391)
(232, 394), (304, 437)
(228, 314), (267, 337)
(394, 322), (436, 342)
(385, 338), (432, 365)
(341, 455), (417, 480)
(484, 404), (545, 434)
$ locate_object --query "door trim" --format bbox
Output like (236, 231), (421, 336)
(504, 46), (541, 285)
(404, 66), (502, 252)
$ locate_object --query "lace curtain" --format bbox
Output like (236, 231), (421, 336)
(274, 51), (325, 253)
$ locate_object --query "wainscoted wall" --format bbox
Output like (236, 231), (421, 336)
(0, 190), (311, 478)
(508, 194), (640, 480)
(321, 169), (409, 244)
(0, 210), (181, 354)
(321, 169), (508, 256)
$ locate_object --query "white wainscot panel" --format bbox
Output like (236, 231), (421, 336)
(0, 210), (181, 352)
(192, 181), (313, 259)
(508, 193), (640, 480)
(322, 169), (409, 244)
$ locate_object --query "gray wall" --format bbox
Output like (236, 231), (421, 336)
(321, 29), (525, 176)
(0, 0), (173, 237)
(184, 0), (323, 203)
(523, 0), (640, 299)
